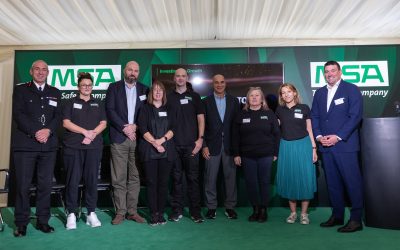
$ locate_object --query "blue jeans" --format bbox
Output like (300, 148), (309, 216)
(242, 156), (273, 207)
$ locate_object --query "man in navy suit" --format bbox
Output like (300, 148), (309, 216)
(202, 74), (240, 220)
(106, 61), (148, 225)
(311, 61), (363, 233)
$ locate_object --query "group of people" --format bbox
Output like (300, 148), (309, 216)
(11, 59), (364, 237)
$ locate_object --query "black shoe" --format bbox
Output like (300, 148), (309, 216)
(224, 209), (238, 219)
(205, 209), (216, 219)
(149, 214), (159, 226)
(337, 220), (363, 233)
(158, 214), (167, 225)
(168, 211), (183, 222)
(14, 226), (27, 237)
(36, 223), (55, 233)
(258, 207), (268, 223)
(248, 206), (259, 222)
(191, 213), (204, 223)
(320, 216), (344, 227)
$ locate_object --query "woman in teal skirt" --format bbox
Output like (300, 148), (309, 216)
(275, 83), (318, 225)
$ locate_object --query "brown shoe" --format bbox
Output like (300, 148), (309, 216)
(111, 214), (125, 225)
(126, 213), (145, 223)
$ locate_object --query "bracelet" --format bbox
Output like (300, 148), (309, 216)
(312, 147), (317, 149)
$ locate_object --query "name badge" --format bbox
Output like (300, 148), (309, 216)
(73, 103), (82, 109)
(334, 98), (345, 105)
(294, 113), (303, 119)
(49, 100), (58, 107)
(159, 111), (167, 117)
(90, 103), (99, 107)
(242, 118), (251, 123)
(180, 99), (189, 104)
(260, 116), (268, 120)
(139, 95), (147, 101)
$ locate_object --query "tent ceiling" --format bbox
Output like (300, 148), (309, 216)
(0, 0), (399, 47)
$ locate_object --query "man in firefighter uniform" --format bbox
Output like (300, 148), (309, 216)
(12, 59), (61, 237)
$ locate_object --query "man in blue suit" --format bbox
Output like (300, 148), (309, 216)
(311, 60), (363, 233)
(106, 61), (148, 225)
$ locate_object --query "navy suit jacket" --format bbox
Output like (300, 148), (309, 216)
(311, 80), (363, 153)
(203, 93), (240, 156)
(105, 80), (149, 144)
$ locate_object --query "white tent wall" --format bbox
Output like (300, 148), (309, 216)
(1, 0), (400, 45)
(0, 47), (14, 207)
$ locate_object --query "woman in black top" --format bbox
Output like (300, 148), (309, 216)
(137, 80), (176, 226)
(232, 87), (280, 222)
(63, 72), (107, 230)
(275, 83), (317, 225)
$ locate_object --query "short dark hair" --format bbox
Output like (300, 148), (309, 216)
(77, 72), (93, 86)
(324, 61), (341, 71)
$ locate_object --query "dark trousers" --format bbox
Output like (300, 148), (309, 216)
(322, 151), (363, 222)
(144, 159), (172, 215)
(13, 150), (57, 226)
(170, 146), (201, 215)
(63, 147), (102, 214)
(242, 156), (273, 207)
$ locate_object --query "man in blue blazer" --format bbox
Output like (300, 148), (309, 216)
(311, 61), (363, 233)
(106, 61), (148, 225)
(202, 74), (240, 220)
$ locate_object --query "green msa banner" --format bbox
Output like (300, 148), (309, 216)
(14, 45), (400, 117)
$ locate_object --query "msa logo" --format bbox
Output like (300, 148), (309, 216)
(310, 61), (389, 87)
(48, 65), (121, 90)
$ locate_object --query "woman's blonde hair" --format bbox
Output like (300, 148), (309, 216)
(278, 83), (301, 106)
(243, 87), (268, 111)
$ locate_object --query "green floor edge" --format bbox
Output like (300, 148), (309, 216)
(0, 207), (399, 250)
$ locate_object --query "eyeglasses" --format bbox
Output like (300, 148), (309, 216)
(80, 84), (93, 88)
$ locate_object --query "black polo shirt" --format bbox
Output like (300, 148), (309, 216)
(167, 89), (205, 146)
(275, 104), (310, 141)
(62, 97), (106, 149)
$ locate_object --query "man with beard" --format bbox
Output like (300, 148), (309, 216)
(106, 61), (148, 225)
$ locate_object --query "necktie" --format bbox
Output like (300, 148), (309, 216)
(38, 86), (42, 92)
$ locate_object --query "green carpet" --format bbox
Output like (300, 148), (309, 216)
(0, 207), (399, 250)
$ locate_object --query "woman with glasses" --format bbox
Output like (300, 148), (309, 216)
(62, 72), (107, 230)
(137, 80), (176, 226)
(232, 87), (280, 223)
